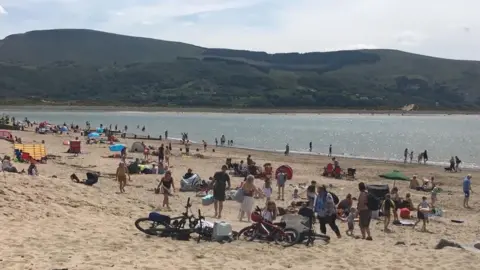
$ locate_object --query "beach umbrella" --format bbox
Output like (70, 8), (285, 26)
(109, 144), (126, 152)
(61, 126), (68, 132)
(88, 132), (100, 138)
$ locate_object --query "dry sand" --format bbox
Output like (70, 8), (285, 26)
(0, 130), (479, 270)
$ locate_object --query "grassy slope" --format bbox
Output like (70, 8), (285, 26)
(1, 29), (480, 108)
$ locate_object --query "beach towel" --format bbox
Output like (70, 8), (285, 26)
(379, 170), (409, 181)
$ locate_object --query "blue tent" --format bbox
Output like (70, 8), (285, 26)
(109, 144), (126, 152)
(88, 132), (100, 138)
(61, 126), (68, 132)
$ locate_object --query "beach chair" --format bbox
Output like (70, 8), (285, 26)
(323, 163), (334, 177)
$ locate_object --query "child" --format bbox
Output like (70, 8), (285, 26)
(413, 196), (430, 232)
(346, 207), (357, 236)
(263, 177), (273, 202)
(261, 201), (278, 223)
(431, 186), (440, 206)
(404, 193), (414, 210)
(292, 188), (301, 200)
(381, 194), (395, 232)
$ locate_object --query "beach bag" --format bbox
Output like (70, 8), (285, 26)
(233, 189), (244, 203)
(202, 194), (214, 206)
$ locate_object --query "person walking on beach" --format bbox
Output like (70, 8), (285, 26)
(328, 144), (332, 157)
(215, 138), (218, 147)
(455, 156), (462, 172)
(309, 142), (312, 152)
(212, 165), (231, 218)
(285, 143), (289, 156)
(404, 148), (408, 163)
(423, 150), (428, 164)
(463, 174), (473, 208)
(357, 182), (372, 240)
(157, 170), (175, 210)
(116, 162), (130, 193)
(314, 185), (341, 238)
(410, 151), (414, 163)
(165, 130), (168, 140)
(142, 126), (145, 132)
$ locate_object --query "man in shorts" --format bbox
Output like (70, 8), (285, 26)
(212, 165), (231, 218)
(357, 182), (372, 240)
(463, 174), (473, 208)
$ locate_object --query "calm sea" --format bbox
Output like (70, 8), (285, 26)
(2, 109), (479, 169)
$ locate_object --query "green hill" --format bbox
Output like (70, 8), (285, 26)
(1, 29), (480, 110)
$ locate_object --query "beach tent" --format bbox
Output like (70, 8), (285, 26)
(96, 127), (104, 133)
(276, 165), (293, 180)
(14, 143), (47, 162)
(61, 126), (69, 132)
(379, 170), (409, 181)
(130, 141), (145, 153)
(109, 144), (126, 152)
(0, 130), (13, 142)
(367, 184), (390, 211)
(88, 132), (100, 139)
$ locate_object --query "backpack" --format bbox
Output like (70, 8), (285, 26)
(329, 192), (339, 205)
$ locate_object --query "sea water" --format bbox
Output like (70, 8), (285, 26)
(2, 109), (479, 168)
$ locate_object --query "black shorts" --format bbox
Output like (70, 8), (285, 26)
(417, 211), (426, 220)
(213, 188), (226, 202)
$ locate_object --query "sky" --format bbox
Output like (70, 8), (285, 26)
(0, 0), (478, 60)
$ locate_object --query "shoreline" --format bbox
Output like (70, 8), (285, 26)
(1, 105), (479, 115)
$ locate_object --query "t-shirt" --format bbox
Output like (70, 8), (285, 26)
(383, 199), (394, 214)
(463, 177), (471, 192)
(338, 199), (352, 210)
(213, 171), (230, 189)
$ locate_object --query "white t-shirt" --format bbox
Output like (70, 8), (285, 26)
(262, 210), (274, 222)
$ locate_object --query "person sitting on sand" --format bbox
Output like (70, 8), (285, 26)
(413, 196), (431, 232)
(261, 201), (278, 223)
(404, 193), (415, 210)
(157, 170), (175, 210)
(71, 172), (100, 186)
(116, 162), (130, 193)
(27, 161), (39, 176)
(183, 168), (194, 179)
(409, 175), (419, 190)
(2, 156), (18, 173)
(292, 189), (301, 200)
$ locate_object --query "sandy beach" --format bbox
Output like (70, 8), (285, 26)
(1, 129), (479, 270)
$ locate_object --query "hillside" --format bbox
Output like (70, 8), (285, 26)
(1, 29), (480, 109)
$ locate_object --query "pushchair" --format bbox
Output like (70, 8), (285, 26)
(297, 207), (330, 245)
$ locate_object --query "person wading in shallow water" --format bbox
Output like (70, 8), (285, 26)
(212, 165), (231, 218)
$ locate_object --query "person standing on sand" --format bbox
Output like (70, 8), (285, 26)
(276, 171), (287, 201)
(165, 130), (168, 140)
(463, 174), (473, 208)
(404, 148), (408, 163)
(309, 142), (312, 152)
(212, 165), (231, 218)
(116, 162), (130, 193)
(329, 144), (332, 157)
(215, 138), (218, 147)
(423, 150), (428, 164)
(285, 144), (289, 156)
(158, 144), (164, 163)
(410, 151), (414, 163)
(357, 182), (372, 240)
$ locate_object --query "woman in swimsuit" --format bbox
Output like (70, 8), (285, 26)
(158, 170), (175, 209)
(239, 175), (257, 222)
(116, 162), (130, 193)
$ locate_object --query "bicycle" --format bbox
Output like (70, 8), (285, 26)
(297, 207), (330, 245)
(135, 197), (204, 240)
(236, 207), (300, 247)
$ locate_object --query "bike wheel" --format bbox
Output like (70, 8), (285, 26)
(274, 228), (301, 247)
(135, 217), (167, 236)
(236, 225), (257, 241)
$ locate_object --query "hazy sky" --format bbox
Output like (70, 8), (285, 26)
(0, 0), (478, 60)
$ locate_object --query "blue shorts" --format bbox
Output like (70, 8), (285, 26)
(464, 191), (470, 198)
